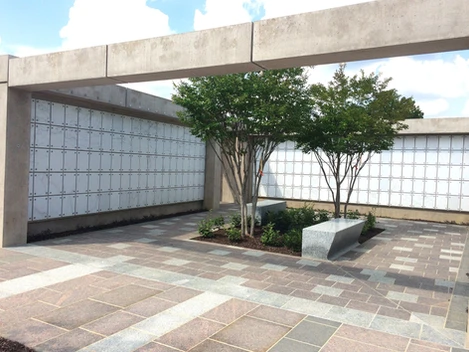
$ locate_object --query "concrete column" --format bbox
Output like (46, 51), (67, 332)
(0, 57), (31, 247)
(203, 143), (222, 210)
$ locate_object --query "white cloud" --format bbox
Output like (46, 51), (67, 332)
(462, 100), (469, 116)
(124, 79), (183, 100)
(258, 0), (374, 19)
(194, 0), (256, 31)
(418, 99), (450, 117)
(60, 0), (173, 49)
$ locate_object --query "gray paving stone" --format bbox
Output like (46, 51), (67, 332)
(180, 227), (195, 232)
(163, 259), (191, 266)
(386, 291), (418, 303)
(420, 235), (437, 239)
(135, 238), (156, 243)
(242, 250), (265, 257)
(420, 325), (466, 348)
(209, 249), (231, 256)
(156, 246), (180, 253)
(282, 298), (332, 318)
(141, 225), (159, 229)
(159, 221), (176, 226)
(306, 316), (341, 327)
(441, 249), (464, 255)
(324, 306), (374, 328)
(79, 328), (154, 352)
(440, 255), (461, 261)
(218, 276), (248, 285)
(312, 285), (343, 297)
(146, 229), (166, 235)
(393, 247), (413, 252)
(261, 263), (287, 272)
(222, 262), (248, 271)
(296, 259), (320, 267)
(269, 338), (320, 352)
(400, 237), (418, 242)
(325, 275), (354, 284)
(395, 257), (418, 263)
(246, 290), (292, 308)
(286, 320), (337, 346)
(435, 279), (456, 288)
(107, 243), (132, 250)
(415, 244), (433, 248)
(390, 264), (415, 272)
(370, 315), (421, 338)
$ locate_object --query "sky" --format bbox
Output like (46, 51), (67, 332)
(0, 0), (468, 118)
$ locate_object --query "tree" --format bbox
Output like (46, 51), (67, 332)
(173, 68), (312, 237)
(295, 64), (423, 219)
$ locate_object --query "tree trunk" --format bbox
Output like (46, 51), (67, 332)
(334, 179), (341, 218)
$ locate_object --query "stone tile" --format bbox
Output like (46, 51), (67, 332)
(125, 297), (177, 317)
(36, 299), (118, 330)
(81, 328), (155, 352)
(395, 257), (418, 263)
(0, 301), (57, 326)
(92, 284), (160, 307)
(390, 264), (415, 272)
(189, 339), (246, 352)
(108, 243), (132, 250)
(296, 259), (320, 267)
(209, 249), (231, 256)
(439, 255), (461, 261)
(158, 317), (224, 351)
(163, 258), (191, 266)
(408, 339), (451, 351)
(82, 311), (144, 335)
(435, 279), (455, 288)
(322, 337), (395, 352)
(212, 316), (290, 352)
(370, 315), (421, 338)
(386, 291), (419, 303)
(287, 320), (337, 347)
(261, 263), (288, 272)
(157, 246), (180, 253)
(202, 298), (258, 324)
(39, 283), (108, 307)
(217, 276), (248, 285)
(269, 338), (320, 352)
(334, 324), (409, 351)
(222, 262), (248, 271)
(242, 250), (265, 257)
(135, 238), (157, 243)
(34, 329), (103, 352)
(393, 247), (413, 252)
(325, 306), (374, 328)
(326, 274), (354, 284)
(248, 305), (305, 327)
(156, 286), (202, 303)
(312, 285), (343, 297)
(0, 319), (66, 347)
(305, 316), (341, 327)
(134, 342), (181, 352)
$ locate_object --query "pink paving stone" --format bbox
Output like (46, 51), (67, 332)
(202, 299), (259, 325)
(322, 336), (400, 352)
(334, 325), (409, 351)
(247, 305), (305, 327)
(0, 319), (66, 347)
(33, 328), (103, 352)
(156, 286), (202, 303)
(125, 297), (177, 317)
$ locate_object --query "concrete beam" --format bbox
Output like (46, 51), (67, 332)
(0, 55), (13, 83)
(0, 85), (31, 247)
(252, 0), (469, 69)
(8, 46), (117, 90)
(400, 118), (469, 135)
(107, 23), (260, 82)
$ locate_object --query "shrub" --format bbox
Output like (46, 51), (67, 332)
(230, 213), (241, 228)
(284, 228), (302, 252)
(265, 210), (291, 233)
(227, 227), (242, 242)
(317, 209), (330, 223)
(362, 211), (376, 234)
(212, 216), (225, 228)
(346, 210), (360, 219)
(261, 223), (283, 247)
(198, 218), (215, 238)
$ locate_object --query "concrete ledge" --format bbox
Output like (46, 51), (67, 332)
(8, 46), (116, 90)
(27, 201), (203, 238)
(302, 219), (365, 261)
(247, 200), (286, 225)
(253, 0), (469, 69)
(107, 23), (259, 82)
(0, 55), (14, 83)
(266, 198), (469, 225)
(400, 118), (469, 135)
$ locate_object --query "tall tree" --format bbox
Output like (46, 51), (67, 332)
(173, 69), (312, 237)
(295, 64), (423, 218)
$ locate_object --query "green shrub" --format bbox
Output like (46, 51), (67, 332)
(261, 223), (283, 247)
(284, 228), (302, 252)
(230, 213), (241, 228)
(289, 205), (318, 230)
(212, 216), (225, 228)
(265, 210), (291, 233)
(317, 209), (330, 223)
(346, 210), (360, 219)
(198, 218), (215, 238)
(362, 211), (376, 234)
(227, 227), (242, 242)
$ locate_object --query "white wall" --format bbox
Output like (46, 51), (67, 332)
(28, 99), (206, 221)
(259, 135), (469, 212)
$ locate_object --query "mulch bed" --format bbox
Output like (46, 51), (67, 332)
(0, 338), (36, 352)
(194, 227), (384, 257)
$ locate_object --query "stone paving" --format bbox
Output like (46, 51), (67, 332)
(0, 204), (468, 351)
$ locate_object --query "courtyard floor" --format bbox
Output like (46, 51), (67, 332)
(0, 204), (468, 352)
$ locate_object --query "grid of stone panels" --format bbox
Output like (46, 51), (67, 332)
(259, 135), (469, 211)
(28, 99), (206, 221)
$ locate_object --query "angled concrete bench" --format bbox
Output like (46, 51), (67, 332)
(302, 219), (365, 261)
(247, 200), (286, 225)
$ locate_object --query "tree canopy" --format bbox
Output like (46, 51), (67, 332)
(173, 68), (312, 236)
(295, 64), (424, 218)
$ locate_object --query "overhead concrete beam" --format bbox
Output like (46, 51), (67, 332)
(107, 23), (260, 82)
(8, 46), (117, 90)
(0, 55), (14, 83)
(400, 118), (469, 135)
(252, 0), (469, 69)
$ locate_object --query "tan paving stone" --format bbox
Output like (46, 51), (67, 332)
(134, 342), (181, 351)
(34, 328), (103, 352)
(91, 284), (160, 307)
(158, 317), (225, 351)
(82, 311), (144, 335)
(247, 305), (305, 327)
(335, 325), (409, 351)
(0, 319), (66, 347)
(156, 286), (202, 303)
(202, 298), (258, 325)
(322, 337), (399, 352)
(212, 316), (290, 352)
(125, 297), (177, 317)
(189, 339), (246, 352)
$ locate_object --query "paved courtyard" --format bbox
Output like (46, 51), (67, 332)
(0, 204), (468, 352)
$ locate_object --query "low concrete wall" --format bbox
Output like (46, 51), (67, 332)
(265, 198), (469, 225)
(28, 200), (203, 238)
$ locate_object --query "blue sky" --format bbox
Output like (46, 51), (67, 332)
(0, 0), (468, 118)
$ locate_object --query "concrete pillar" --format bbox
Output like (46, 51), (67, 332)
(203, 143), (222, 210)
(0, 55), (31, 247)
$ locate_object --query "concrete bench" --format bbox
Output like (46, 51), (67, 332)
(302, 219), (365, 261)
(247, 200), (286, 225)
